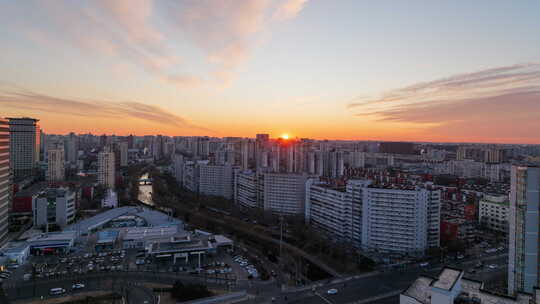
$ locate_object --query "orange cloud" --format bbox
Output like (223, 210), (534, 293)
(274, 0), (310, 20)
(349, 63), (540, 143)
(0, 87), (210, 133)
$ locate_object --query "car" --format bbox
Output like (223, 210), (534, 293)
(488, 264), (497, 269)
(457, 255), (464, 260)
(420, 262), (429, 267)
(72, 283), (85, 289)
(327, 289), (338, 295)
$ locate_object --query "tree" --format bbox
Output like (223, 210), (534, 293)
(171, 281), (212, 301)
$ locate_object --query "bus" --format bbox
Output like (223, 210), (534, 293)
(49, 288), (66, 295)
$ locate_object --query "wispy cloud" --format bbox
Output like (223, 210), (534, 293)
(348, 63), (540, 142)
(274, 0), (310, 20)
(13, 0), (311, 89)
(0, 88), (209, 131)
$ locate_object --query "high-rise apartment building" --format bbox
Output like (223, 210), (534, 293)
(0, 118), (10, 246)
(119, 141), (128, 167)
(98, 147), (115, 189)
(305, 179), (371, 248)
(361, 185), (440, 254)
(8, 117), (40, 179)
(47, 145), (65, 182)
(234, 170), (261, 209)
(508, 165), (540, 295)
(263, 173), (309, 215)
(173, 153), (184, 185)
(65, 132), (78, 164)
(198, 164), (235, 199)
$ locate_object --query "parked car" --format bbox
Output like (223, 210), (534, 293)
(327, 289), (338, 295)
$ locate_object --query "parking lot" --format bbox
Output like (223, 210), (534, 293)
(2, 245), (266, 289)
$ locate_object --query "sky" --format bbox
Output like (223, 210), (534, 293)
(1, 0), (539, 143)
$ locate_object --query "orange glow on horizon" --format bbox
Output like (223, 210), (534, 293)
(281, 134), (289, 140)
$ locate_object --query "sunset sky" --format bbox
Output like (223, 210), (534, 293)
(1, 0), (539, 143)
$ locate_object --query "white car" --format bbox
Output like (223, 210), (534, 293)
(488, 264), (497, 269)
(420, 262), (429, 267)
(72, 283), (85, 289)
(327, 289), (338, 295)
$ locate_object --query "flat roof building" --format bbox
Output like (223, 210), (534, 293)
(401, 266), (537, 304)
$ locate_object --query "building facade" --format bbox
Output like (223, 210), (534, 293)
(263, 173), (309, 215)
(305, 181), (353, 242)
(32, 188), (76, 228)
(119, 141), (128, 167)
(479, 194), (509, 233)
(8, 117), (40, 179)
(234, 170), (260, 208)
(0, 118), (10, 246)
(361, 185), (441, 254)
(198, 164), (235, 199)
(508, 165), (540, 295)
(47, 147), (65, 182)
(98, 147), (115, 189)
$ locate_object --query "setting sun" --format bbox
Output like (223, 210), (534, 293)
(281, 134), (289, 140)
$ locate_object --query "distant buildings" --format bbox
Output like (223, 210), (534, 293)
(98, 147), (115, 189)
(32, 188), (76, 229)
(47, 145), (65, 182)
(65, 132), (78, 164)
(8, 117), (40, 179)
(508, 165), (540, 295)
(119, 141), (128, 167)
(0, 118), (10, 247)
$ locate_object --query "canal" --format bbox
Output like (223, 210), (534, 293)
(138, 172), (154, 206)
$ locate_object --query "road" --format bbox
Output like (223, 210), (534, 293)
(3, 271), (235, 303)
(239, 253), (508, 304)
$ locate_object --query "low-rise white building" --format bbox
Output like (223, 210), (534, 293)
(479, 194), (509, 233)
(32, 188), (76, 228)
(401, 267), (537, 304)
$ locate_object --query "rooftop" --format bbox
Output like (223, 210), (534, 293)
(402, 276), (434, 304)
(65, 206), (183, 233)
(14, 182), (47, 197)
(431, 268), (462, 290)
(27, 231), (77, 242)
(123, 226), (179, 241)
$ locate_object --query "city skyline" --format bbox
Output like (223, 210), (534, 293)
(1, 1), (540, 143)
